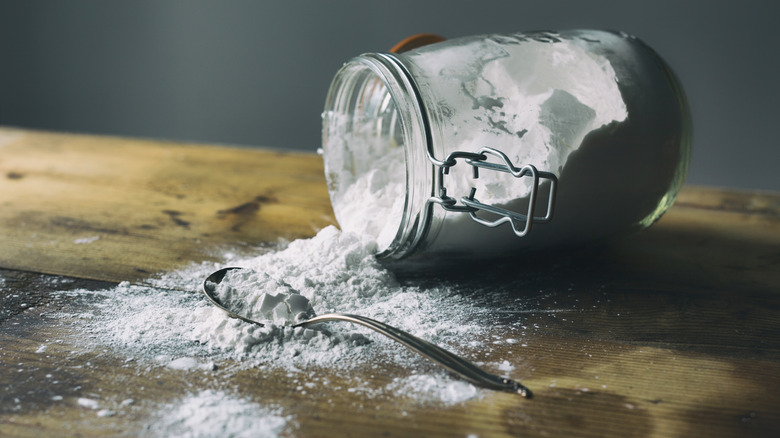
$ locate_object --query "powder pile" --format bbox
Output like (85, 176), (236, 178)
(50, 225), (522, 435)
(210, 269), (315, 326)
(146, 390), (289, 438)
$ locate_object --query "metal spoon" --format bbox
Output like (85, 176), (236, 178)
(203, 267), (532, 397)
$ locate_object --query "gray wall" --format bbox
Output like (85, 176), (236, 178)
(1, 0), (777, 191)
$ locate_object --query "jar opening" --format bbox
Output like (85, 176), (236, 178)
(322, 54), (430, 258)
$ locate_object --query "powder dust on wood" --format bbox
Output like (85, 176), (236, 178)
(47, 225), (534, 436)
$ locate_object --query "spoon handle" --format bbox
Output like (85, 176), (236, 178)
(294, 313), (531, 397)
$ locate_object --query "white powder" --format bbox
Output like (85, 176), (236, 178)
(147, 390), (289, 438)
(385, 374), (479, 405)
(211, 269), (315, 326)
(74, 235), (100, 245)
(49, 225), (524, 435)
(170, 226), (484, 369)
(166, 356), (216, 371)
(96, 409), (116, 418)
(77, 397), (100, 410)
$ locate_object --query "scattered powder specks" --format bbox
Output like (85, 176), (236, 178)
(121, 398), (135, 406)
(497, 360), (515, 373)
(47, 225), (531, 434)
(386, 374), (479, 405)
(96, 409), (116, 417)
(73, 226), (496, 380)
(147, 390), (290, 438)
(77, 397), (100, 410)
(212, 267), (316, 326)
(166, 357), (216, 371)
(73, 235), (100, 245)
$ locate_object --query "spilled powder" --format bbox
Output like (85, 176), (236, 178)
(73, 235), (100, 245)
(52, 225), (525, 436)
(82, 226), (490, 369)
(146, 390), (289, 438)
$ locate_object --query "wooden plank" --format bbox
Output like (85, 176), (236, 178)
(0, 127), (336, 283)
(1, 127), (779, 437)
(2, 261), (779, 437)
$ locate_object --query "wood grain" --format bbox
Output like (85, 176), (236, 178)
(0, 127), (336, 282)
(1, 127), (779, 437)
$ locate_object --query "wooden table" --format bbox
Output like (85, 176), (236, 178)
(1, 127), (778, 437)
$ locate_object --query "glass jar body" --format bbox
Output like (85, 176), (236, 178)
(322, 30), (692, 260)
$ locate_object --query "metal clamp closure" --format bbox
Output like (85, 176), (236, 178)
(429, 147), (557, 237)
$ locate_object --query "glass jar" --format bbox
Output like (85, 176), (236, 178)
(322, 29), (692, 260)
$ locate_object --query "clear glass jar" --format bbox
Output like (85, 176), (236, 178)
(322, 29), (692, 260)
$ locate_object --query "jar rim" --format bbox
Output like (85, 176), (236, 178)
(321, 52), (435, 259)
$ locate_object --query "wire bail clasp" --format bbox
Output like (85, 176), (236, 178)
(430, 147), (558, 237)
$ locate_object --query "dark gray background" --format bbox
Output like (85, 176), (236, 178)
(1, 1), (777, 191)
